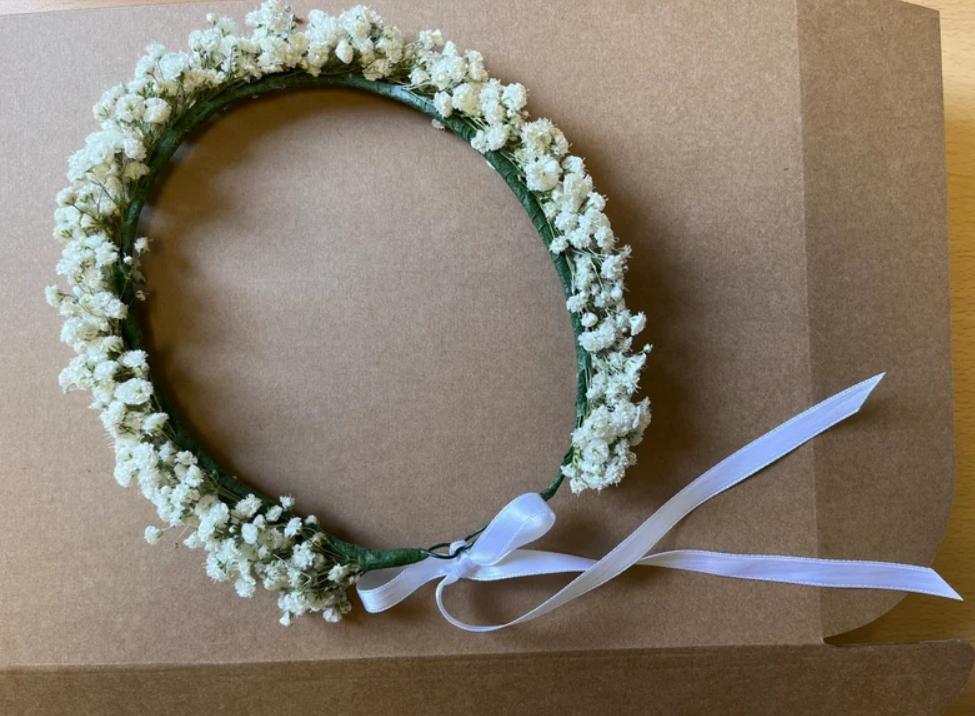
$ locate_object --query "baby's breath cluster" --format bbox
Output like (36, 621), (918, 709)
(50, 2), (649, 623)
(400, 20), (651, 493)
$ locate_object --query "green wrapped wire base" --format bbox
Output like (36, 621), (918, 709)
(116, 72), (590, 572)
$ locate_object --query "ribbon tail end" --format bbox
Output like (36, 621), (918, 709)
(945, 584), (964, 602)
(921, 571), (962, 601)
(848, 373), (886, 414)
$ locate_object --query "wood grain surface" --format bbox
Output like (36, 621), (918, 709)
(2, 0), (974, 712)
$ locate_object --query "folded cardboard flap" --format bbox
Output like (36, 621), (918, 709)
(794, 0), (955, 638)
(1, 642), (971, 716)
(0, 0), (968, 713)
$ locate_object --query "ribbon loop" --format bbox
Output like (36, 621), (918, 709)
(468, 492), (555, 565)
(358, 374), (961, 630)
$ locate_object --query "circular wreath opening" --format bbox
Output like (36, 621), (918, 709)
(49, 2), (651, 625)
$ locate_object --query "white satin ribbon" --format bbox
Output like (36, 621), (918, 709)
(357, 374), (961, 631)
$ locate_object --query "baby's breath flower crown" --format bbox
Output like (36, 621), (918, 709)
(49, 2), (650, 625)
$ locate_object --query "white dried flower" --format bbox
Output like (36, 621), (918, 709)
(115, 378), (152, 405)
(241, 522), (260, 545)
(144, 526), (164, 545)
(502, 83), (527, 111)
(233, 494), (263, 520)
(630, 313), (647, 336)
(433, 91), (453, 118)
(119, 350), (148, 373)
(335, 38), (354, 64)
(291, 542), (315, 570)
(284, 517), (302, 538)
(328, 563), (352, 583)
(525, 156), (561, 192)
(235, 576), (257, 598)
(143, 97), (172, 124)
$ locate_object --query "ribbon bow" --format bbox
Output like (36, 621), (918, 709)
(357, 375), (961, 632)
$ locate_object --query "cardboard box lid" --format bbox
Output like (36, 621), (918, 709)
(0, 0), (965, 696)
(1, 642), (972, 716)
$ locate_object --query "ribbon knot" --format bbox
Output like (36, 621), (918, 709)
(356, 375), (961, 632)
(445, 541), (474, 580)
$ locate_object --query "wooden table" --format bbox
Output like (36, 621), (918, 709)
(4, 0), (974, 712)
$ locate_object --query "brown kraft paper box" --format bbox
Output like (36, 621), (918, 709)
(0, 0), (970, 713)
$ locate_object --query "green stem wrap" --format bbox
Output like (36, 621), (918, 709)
(117, 72), (590, 572)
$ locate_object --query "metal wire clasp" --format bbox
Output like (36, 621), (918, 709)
(422, 525), (486, 560)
